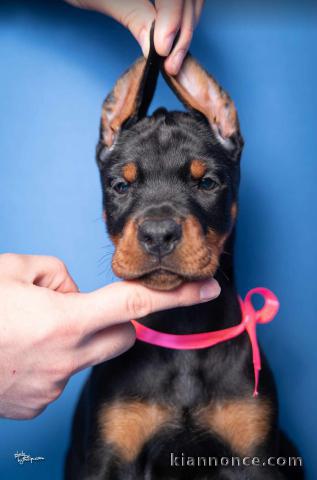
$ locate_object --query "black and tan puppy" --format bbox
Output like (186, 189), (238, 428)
(65, 40), (303, 480)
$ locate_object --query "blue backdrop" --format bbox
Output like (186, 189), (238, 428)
(0, 1), (316, 478)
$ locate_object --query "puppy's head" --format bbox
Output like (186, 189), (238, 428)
(96, 54), (243, 290)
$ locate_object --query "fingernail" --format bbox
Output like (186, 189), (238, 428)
(170, 49), (186, 75)
(200, 279), (221, 301)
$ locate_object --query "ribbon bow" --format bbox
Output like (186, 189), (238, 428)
(132, 287), (279, 396)
(239, 288), (279, 395)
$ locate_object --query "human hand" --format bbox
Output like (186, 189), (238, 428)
(65, 0), (204, 75)
(0, 253), (219, 419)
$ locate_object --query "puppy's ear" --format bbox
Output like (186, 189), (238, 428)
(163, 55), (243, 159)
(98, 24), (160, 159)
(100, 57), (148, 148)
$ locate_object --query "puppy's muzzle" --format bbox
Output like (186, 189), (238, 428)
(138, 218), (182, 258)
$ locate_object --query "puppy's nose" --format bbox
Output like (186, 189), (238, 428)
(138, 218), (182, 257)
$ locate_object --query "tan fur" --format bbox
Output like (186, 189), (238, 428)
(139, 270), (183, 290)
(166, 56), (238, 140)
(167, 218), (225, 278)
(190, 159), (207, 179)
(122, 162), (137, 183)
(195, 398), (272, 455)
(111, 219), (150, 279)
(111, 216), (229, 289)
(99, 400), (174, 462)
(231, 202), (238, 221)
(101, 58), (146, 147)
(110, 234), (120, 246)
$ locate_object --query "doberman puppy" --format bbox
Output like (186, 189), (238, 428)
(65, 35), (304, 480)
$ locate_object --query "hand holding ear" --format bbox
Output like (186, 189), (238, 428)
(154, 0), (204, 75)
(65, 0), (204, 75)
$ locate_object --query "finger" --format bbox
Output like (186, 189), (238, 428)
(101, 0), (156, 57)
(154, 0), (184, 56)
(164, 0), (195, 75)
(0, 254), (78, 293)
(194, 0), (204, 25)
(75, 323), (136, 371)
(66, 278), (221, 336)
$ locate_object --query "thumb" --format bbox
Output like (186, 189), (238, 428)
(100, 0), (156, 56)
(66, 278), (221, 336)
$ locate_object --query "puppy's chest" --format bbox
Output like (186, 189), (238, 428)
(156, 350), (209, 407)
(117, 344), (238, 406)
(98, 347), (272, 463)
(125, 346), (220, 409)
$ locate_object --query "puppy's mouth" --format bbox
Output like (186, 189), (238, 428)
(139, 268), (184, 291)
(138, 267), (218, 291)
(113, 261), (199, 290)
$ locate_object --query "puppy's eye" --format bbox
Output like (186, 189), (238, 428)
(112, 180), (130, 194)
(199, 177), (218, 191)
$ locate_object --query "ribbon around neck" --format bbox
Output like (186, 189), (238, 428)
(131, 287), (279, 397)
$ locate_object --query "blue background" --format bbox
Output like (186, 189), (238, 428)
(0, 0), (316, 478)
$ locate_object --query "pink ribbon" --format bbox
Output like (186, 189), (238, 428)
(131, 287), (279, 396)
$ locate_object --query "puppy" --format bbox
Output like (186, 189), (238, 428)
(65, 38), (303, 480)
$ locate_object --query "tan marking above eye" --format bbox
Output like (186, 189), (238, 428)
(190, 159), (207, 179)
(122, 162), (137, 183)
(194, 398), (272, 456)
(99, 400), (175, 462)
